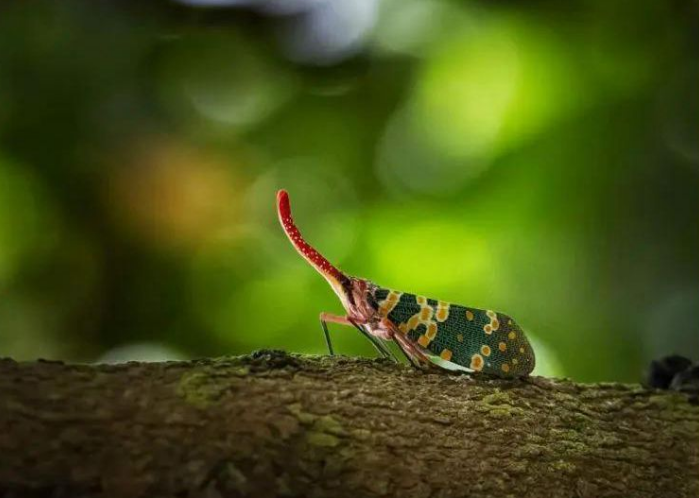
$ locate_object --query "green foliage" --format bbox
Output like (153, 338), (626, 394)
(0, 0), (697, 382)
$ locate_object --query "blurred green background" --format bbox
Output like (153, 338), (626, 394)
(0, 0), (697, 382)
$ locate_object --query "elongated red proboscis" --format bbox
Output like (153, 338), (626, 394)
(277, 190), (346, 285)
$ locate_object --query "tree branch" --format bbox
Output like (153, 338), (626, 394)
(1, 350), (697, 498)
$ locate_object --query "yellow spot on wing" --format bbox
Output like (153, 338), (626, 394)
(470, 354), (484, 371)
(501, 363), (510, 373)
(457, 333), (464, 343)
(508, 331), (516, 340)
(416, 295), (427, 305)
(440, 349), (453, 361)
(417, 335), (431, 347)
(519, 347), (525, 354)
(480, 345), (491, 356)
(426, 323), (438, 339)
(466, 310), (474, 321)
(378, 291), (403, 317)
(483, 311), (499, 334)
(498, 342), (507, 352)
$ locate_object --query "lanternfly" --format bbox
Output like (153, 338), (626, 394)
(277, 190), (535, 378)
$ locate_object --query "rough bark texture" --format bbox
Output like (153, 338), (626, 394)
(0, 350), (698, 498)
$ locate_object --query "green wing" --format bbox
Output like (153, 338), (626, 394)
(373, 286), (535, 378)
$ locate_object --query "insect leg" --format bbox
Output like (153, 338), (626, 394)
(319, 312), (379, 357)
(319, 312), (358, 355)
(375, 318), (432, 369)
(392, 330), (434, 370)
(319, 317), (335, 356)
(347, 318), (399, 362)
(319, 313), (397, 361)
(392, 334), (421, 367)
(371, 337), (400, 362)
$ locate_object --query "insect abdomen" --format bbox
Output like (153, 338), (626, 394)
(374, 287), (535, 377)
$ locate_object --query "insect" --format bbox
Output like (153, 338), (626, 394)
(277, 189), (535, 378)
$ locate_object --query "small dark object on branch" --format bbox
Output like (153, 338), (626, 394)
(646, 354), (698, 404)
(669, 363), (699, 404)
(646, 354), (692, 389)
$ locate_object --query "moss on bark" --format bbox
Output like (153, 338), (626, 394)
(0, 350), (697, 498)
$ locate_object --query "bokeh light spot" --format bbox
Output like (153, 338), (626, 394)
(108, 140), (243, 250)
(413, 17), (583, 162)
(368, 212), (496, 296)
(414, 22), (520, 161)
(277, 0), (378, 65)
(97, 342), (187, 363)
(372, 0), (454, 57)
(376, 106), (487, 196)
(158, 32), (295, 129)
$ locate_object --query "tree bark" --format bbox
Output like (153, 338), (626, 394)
(0, 350), (697, 498)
